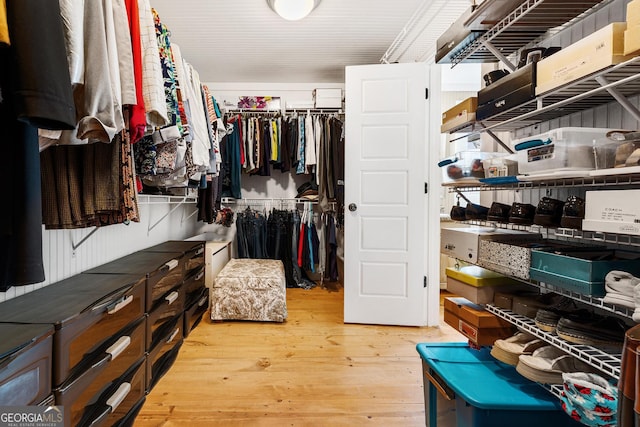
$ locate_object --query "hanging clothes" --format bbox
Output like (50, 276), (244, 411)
(2, 0), (76, 291)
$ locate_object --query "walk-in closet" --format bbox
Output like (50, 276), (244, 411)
(2, 0), (640, 425)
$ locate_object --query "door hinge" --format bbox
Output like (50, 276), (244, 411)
(425, 88), (429, 100)
(424, 276), (428, 288)
(424, 182), (428, 194)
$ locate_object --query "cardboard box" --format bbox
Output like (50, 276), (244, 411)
(442, 97), (478, 125)
(627, 0), (640, 26)
(536, 22), (631, 95)
(444, 297), (515, 346)
(440, 111), (476, 133)
(624, 26), (640, 55)
(313, 88), (342, 109)
(446, 266), (528, 304)
(441, 226), (541, 264)
(584, 189), (640, 234)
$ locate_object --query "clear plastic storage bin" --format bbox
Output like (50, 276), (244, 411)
(512, 127), (620, 175)
(438, 151), (494, 184)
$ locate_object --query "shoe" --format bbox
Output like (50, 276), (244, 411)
(490, 331), (546, 366)
(465, 203), (489, 220)
(512, 292), (565, 318)
(533, 197), (565, 227)
(487, 202), (511, 222)
(450, 205), (467, 221)
(534, 297), (581, 332)
(556, 313), (628, 350)
(508, 202), (536, 225)
(560, 196), (585, 229)
(516, 345), (598, 385)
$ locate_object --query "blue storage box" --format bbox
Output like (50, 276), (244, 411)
(529, 249), (640, 296)
(416, 342), (580, 427)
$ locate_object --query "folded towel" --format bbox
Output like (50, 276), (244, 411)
(602, 292), (635, 309)
(605, 270), (640, 297)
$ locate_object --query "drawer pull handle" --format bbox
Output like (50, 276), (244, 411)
(165, 259), (179, 271)
(106, 382), (131, 412)
(195, 271), (204, 281)
(167, 328), (180, 343)
(424, 371), (454, 401)
(195, 248), (204, 256)
(198, 296), (207, 307)
(106, 336), (131, 360)
(107, 295), (134, 315)
(165, 291), (179, 305)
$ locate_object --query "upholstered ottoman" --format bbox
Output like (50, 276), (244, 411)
(211, 259), (287, 322)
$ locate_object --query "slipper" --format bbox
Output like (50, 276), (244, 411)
(516, 346), (597, 385)
(490, 331), (546, 366)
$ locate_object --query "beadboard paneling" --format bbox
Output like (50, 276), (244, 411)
(0, 200), (209, 303)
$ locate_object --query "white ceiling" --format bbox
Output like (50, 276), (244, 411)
(149, 0), (473, 84)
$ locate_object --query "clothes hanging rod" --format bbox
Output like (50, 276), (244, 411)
(224, 108), (342, 115)
(221, 197), (336, 205)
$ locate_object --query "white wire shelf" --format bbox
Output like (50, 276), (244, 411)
(445, 172), (640, 192)
(448, 0), (608, 66)
(444, 55), (640, 136)
(485, 304), (622, 379)
(137, 195), (198, 205)
(535, 281), (635, 319)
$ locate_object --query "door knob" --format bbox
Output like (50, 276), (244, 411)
(348, 203), (357, 212)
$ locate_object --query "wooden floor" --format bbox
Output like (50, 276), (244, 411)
(135, 287), (464, 426)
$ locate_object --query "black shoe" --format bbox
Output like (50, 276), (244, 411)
(560, 196), (585, 229)
(465, 203), (489, 220)
(508, 202), (536, 225)
(533, 197), (565, 227)
(487, 202), (511, 222)
(450, 205), (466, 221)
(556, 312), (628, 349)
(534, 297), (582, 332)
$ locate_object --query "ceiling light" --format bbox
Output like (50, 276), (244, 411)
(267, 0), (320, 21)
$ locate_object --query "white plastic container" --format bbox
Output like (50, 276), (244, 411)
(512, 127), (618, 175)
(482, 153), (518, 178)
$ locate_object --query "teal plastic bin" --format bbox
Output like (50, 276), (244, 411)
(416, 342), (581, 427)
(529, 249), (640, 296)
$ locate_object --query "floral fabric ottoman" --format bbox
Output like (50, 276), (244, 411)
(211, 259), (287, 322)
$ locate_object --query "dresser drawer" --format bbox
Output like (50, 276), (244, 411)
(146, 313), (183, 392)
(144, 241), (205, 280)
(0, 273), (145, 387)
(183, 265), (205, 304)
(146, 286), (185, 351)
(0, 323), (54, 405)
(184, 287), (209, 338)
(55, 318), (145, 427)
(78, 358), (146, 427)
(85, 251), (185, 312)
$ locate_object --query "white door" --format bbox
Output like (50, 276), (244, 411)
(344, 63), (428, 326)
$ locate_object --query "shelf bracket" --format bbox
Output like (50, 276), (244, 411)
(71, 227), (100, 253)
(181, 208), (199, 224)
(595, 75), (640, 123)
(481, 41), (517, 71)
(148, 201), (185, 234)
(479, 122), (514, 153)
